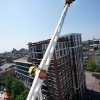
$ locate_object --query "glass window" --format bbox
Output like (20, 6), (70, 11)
(65, 42), (68, 48)
(55, 96), (59, 100)
(42, 44), (47, 52)
(46, 44), (48, 48)
(66, 49), (68, 55)
(33, 46), (36, 52)
(60, 78), (63, 83)
(48, 80), (51, 83)
(50, 63), (54, 66)
(51, 67), (54, 70)
(59, 72), (61, 76)
(50, 60), (54, 64)
(32, 53), (34, 58)
(54, 92), (58, 96)
(63, 49), (66, 55)
(62, 42), (65, 48)
(56, 51), (59, 58)
(68, 36), (70, 41)
(56, 43), (59, 50)
(29, 47), (32, 52)
(59, 43), (62, 49)
(60, 50), (63, 57)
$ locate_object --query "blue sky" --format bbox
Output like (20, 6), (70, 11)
(0, 0), (100, 53)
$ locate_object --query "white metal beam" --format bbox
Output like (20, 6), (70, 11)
(27, 4), (69, 100)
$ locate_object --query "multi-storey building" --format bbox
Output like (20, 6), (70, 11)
(14, 59), (33, 84)
(0, 57), (6, 66)
(14, 59), (43, 100)
(28, 33), (86, 100)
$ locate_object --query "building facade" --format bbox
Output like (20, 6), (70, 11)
(28, 33), (86, 100)
(93, 39), (100, 51)
(14, 60), (33, 85)
(0, 68), (16, 82)
(14, 59), (43, 100)
(0, 57), (6, 66)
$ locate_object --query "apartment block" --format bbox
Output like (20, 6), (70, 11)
(28, 33), (86, 100)
(14, 59), (43, 100)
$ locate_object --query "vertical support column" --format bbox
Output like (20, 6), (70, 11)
(38, 89), (43, 100)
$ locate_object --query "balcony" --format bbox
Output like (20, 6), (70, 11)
(42, 89), (48, 93)
(43, 94), (49, 99)
(42, 83), (47, 86)
(42, 86), (48, 91)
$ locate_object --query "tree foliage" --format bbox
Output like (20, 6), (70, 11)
(15, 89), (29, 100)
(4, 75), (14, 94)
(4, 75), (29, 100)
(10, 79), (25, 99)
(87, 59), (100, 72)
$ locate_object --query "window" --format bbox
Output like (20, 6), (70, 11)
(60, 78), (63, 83)
(66, 49), (68, 55)
(56, 43), (59, 50)
(51, 68), (54, 72)
(62, 42), (65, 48)
(59, 72), (61, 76)
(65, 42), (68, 48)
(56, 51), (59, 58)
(57, 59), (60, 65)
(48, 80), (51, 83)
(29, 47), (32, 52)
(55, 96), (59, 100)
(42, 44), (46, 52)
(63, 49), (66, 55)
(31, 54), (33, 58)
(46, 44), (48, 48)
(59, 43), (62, 49)
(33, 46), (36, 52)
(50, 60), (54, 64)
(60, 50), (63, 57)
(50, 63), (54, 66)
(68, 36), (70, 41)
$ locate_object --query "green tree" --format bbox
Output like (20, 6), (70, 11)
(10, 79), (25, 99)
(94, 67), (100, 72)
(87, 59), (100, 72)
(15, 89), (29, 100)
(4, 75), (14, 94)
(4, 75), (28, 100)
(87, 59), (95, 71)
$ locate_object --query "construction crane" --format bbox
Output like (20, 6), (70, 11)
(27, 0), (75, 100)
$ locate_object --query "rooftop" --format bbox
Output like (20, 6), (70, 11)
(13, 58), (32, 64)
(28, 33), (81, 46)
(0, 63), (15, 72)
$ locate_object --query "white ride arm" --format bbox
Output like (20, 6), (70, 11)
(27, 4), (69, 100)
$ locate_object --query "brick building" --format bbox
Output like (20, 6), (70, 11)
(28, 33), (86, 100)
